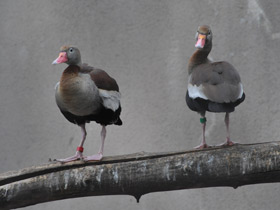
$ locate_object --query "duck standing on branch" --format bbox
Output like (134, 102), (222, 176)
(186, 25), (245, 149)
(52, 46), (122, 162)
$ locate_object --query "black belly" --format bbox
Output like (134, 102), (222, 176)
(60, 106), (122, 126)
(186, 91), (245, 113)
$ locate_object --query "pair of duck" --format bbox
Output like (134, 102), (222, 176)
(53, 25), (245, 163)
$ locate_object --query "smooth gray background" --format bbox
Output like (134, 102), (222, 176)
(1, 0), (280, 209)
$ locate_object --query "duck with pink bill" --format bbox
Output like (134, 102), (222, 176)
(186, 25), (245, 149)
(52, 46), (122, 162)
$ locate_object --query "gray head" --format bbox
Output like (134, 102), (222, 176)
(52, 46), (82, 66)
(195, 25), (213, 50)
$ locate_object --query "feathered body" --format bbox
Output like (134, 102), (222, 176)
(56, 64), (122, 126)
(186, 61), (245, 113)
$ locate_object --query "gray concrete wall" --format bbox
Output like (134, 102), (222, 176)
(0, 0), (280, 209)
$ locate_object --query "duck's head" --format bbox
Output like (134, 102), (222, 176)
(52, 46), (82, 66)
(195, 25), (212, 49)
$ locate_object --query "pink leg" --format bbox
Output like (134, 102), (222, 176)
(195, 113), (209, 149)
(56, 124), (87, 163)
(84, 125), (106, 161)
(218, 113), (236, 146)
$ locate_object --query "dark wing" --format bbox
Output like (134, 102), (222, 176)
(81, 63), (121, 114)
(81, 63), (119, 91)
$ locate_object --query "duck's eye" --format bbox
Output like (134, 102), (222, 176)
(69, 48), (73, 53)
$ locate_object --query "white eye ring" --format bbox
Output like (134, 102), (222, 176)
(69, 48), (74, 53)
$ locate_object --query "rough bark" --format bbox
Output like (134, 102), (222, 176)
(1, 142), (280, 209)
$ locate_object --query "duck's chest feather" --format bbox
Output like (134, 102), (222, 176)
(56, 68), (101, 116)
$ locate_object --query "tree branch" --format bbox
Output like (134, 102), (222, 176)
(1, 142), (280, 209)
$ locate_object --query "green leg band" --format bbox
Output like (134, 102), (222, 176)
(200, 117), (207, 124)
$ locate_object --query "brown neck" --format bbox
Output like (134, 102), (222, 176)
(188, 45), (212, 75)
(60, 65), (80, 83)
(63, 65), (80, 74)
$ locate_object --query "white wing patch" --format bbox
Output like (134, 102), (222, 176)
(188, 83), (208, 100)
(55, 82), (60, 90)
(99, 89), (121, 112)
(188, 76), (208, 100)
(237, 83), (244, 99)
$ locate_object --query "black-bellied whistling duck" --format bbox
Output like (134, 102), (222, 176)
(186, 25), (245, 149)
(52, 46), (122, 162)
